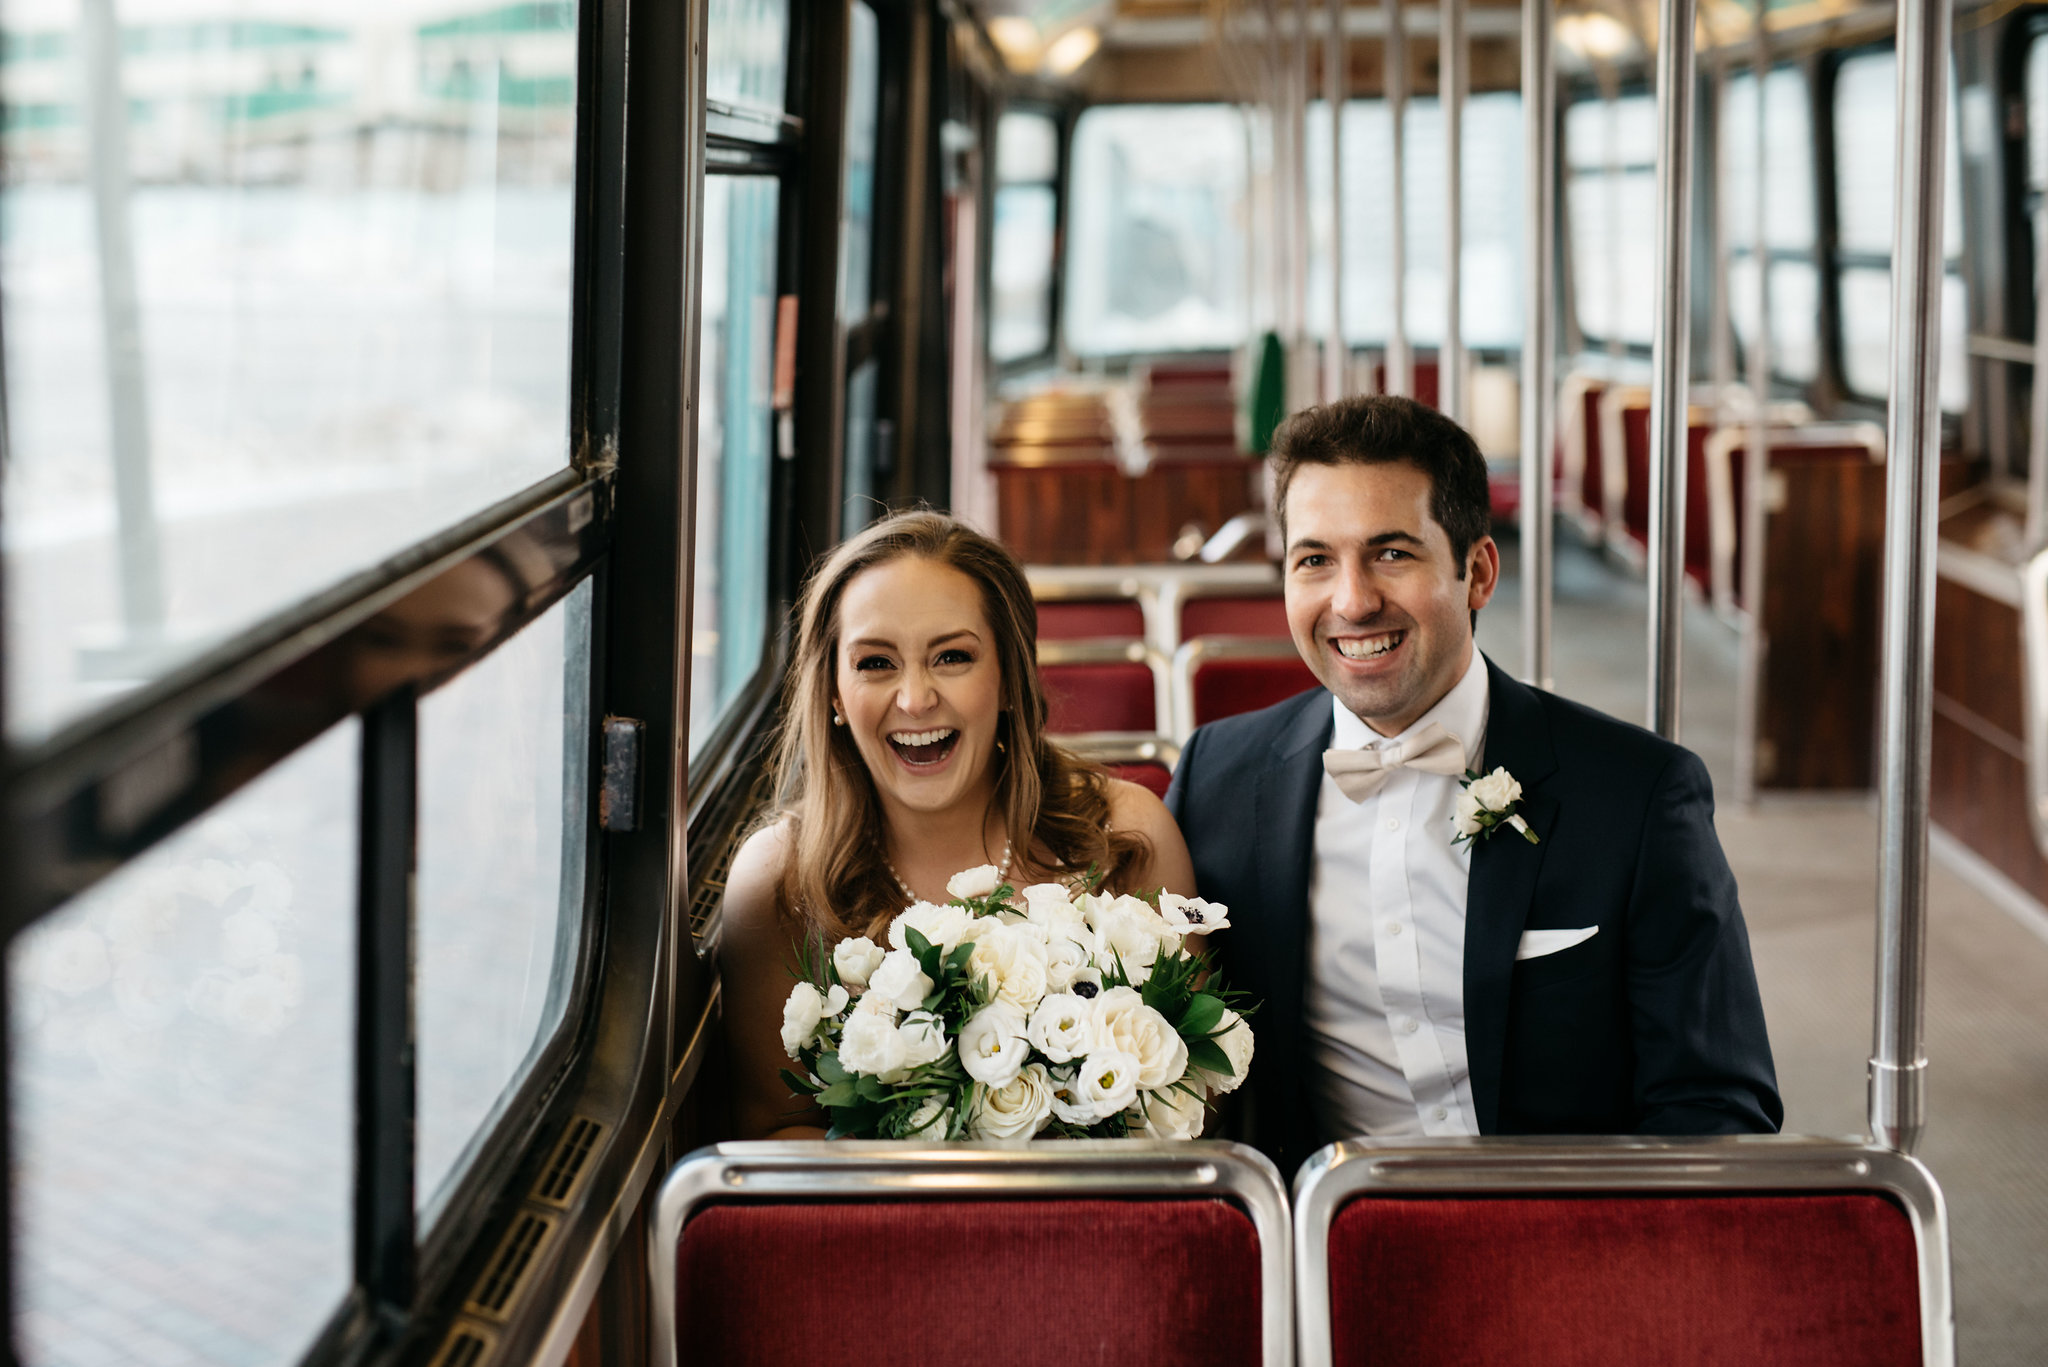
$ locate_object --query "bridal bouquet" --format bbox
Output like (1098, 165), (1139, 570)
(779, 866), (1254, 1141)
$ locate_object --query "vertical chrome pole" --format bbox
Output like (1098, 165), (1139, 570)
(1384, 0), (1411, 397)
(1441, 0), (1467, 422)
(1326, 0), (1350, 400)
(1645, 0), (1697, 740)
(1871, 0), (1950, 1157)
(1292, 0), (1313, 354)
(1735, 10), (1773, 806)
(1519, 0), (1556, 688)
(2029, 192), (2048, 548)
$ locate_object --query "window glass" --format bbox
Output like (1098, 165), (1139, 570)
(689, 175), (780, 756)
(1564, 92), (1658, 170)
(1833, 50), (1961, 259)
(1306, 93), (1525, 349)
(1839, 267), (1969, 412)
(2, 1), (580, 742)
(1728, 257), (1823, 383)
(1064, 103), (1248, 356)
(2027, 34), (2048, 192)
(707, 0), (789, 116)
(990, 108), (1060, 364)
(841, 357), (881, 537)
(13, 720), (359, 1367)
(996, 110), (1060, 184)
(1564, 95), (1658, 347)
(839, 0), (880, 324)
(416, 580), (591, 1219)
(1722, 68), (1816, 253)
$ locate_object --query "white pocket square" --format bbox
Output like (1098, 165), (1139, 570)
(1516, 927), (1599, 960)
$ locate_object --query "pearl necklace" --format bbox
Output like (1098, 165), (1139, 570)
(884, 841), (1013, 904)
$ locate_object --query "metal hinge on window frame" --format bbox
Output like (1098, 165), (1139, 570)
(600, 717), (645, 832)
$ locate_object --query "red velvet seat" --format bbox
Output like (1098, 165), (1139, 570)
(1175, 640), (1321, 735)
(1037, 598), (1148, 640)
(1059, 733), (1180, 798)
(1107, 758), (1173, 797)
(1618, 405), (1716, 592)
(1042, 660), (1159, 733)
(1372, 357), (1442, 412)
(1180, 594), (1288, 640)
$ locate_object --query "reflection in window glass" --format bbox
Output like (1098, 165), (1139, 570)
(1306, 93), (1524, 348)
(690, 176), (780, 756)
(839, 0), (880, 324)
(2, 2), (580, 742)
(417, 581), (590, 1218)
(991, 185), (1056, 363)
(707, 0), (789, 115)
(1065, 104), (1247, 356)
(13, 721), (358, 1367)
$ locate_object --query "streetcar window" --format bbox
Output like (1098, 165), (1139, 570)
(990, 109), (1061, 365)
(1306, 93), (1526, 349)
(415, 581), (592, 1218)
(690, 174), (782, 758)
(1565, 93), (1659, 348)
(1064, 103), (1249, 357)
(0, 1), (581, 742)
(840, 0), (885, 535)
(707, 0), (790, 117)
(1722, 67), (1822, 383)
(1831, 49), (1967, 411)
(13, 721), (360, 1367)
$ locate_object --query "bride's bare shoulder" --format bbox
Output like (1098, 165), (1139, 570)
(1102, 778), (1195, 896)
(722, 816), (796, 944)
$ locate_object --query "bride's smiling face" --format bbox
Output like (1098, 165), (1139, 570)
(833, 556), (1004, 820)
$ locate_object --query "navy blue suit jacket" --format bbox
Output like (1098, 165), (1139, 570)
(1164, 655), (1782, 1175)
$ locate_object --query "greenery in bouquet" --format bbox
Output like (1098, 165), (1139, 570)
(779, 865), (1255, 1140)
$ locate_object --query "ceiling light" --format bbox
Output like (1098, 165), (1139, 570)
(1042, 25), (1101, 76)
(1556, 12), (1635, 61)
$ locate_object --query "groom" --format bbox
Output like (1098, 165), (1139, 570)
(1166, 395), (1780, 1174)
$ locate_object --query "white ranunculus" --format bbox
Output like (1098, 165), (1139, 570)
(1020, 883), (1085, 930)
(1096, 989), (1188, 1088)
(969, 1063), (1057, 1139)
(833, 936), (885, 991)
(850, 990), (900, 1022)
(1451, 790), (1486, 838)
(1073, 1049), (1142, 1121)
(867, 948), (936, 1012)
(1468, 767), (1522, 812)
(967, 923), (1050, 1010)
(888, 900), (975, 953)
(896, 1010), (949, 1071)
(946, 864), (1002, 900)
(901, 1093), (954, 1139)
(1159, 893), (1232, 936)
(838, 1011), (910, 1077)
(1042, 933), (1094, 992)
(780, 983), (831, 1057)
(1195, 1009), (1256, 1096)
(1132, 1084), (1207, 1140)
(1027, 992), (1099, 1063)
(957, 1001), (1030, 1087)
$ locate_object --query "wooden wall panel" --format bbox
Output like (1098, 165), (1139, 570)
(993, 460), (1258, 565)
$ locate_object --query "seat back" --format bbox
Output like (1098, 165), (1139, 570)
(1180, 594), (1289, 640)
(1294, 1138), (1951, 1367)
(1039, 640), (1168, 735)
(653, 1141), (1293, 1367)
(1175, 638), (1320, 736)
(1058, 733), (1181, 798)
(1037, 598), (1149, 640)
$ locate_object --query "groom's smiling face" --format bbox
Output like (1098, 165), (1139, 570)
(1282, 459), (1499, 736)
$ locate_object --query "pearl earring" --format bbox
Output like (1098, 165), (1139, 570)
(832, 710), (845, 727)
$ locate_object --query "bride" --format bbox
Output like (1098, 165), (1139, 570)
(720, 510), (1196, 1139)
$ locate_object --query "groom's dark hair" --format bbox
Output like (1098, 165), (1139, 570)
(1268, 394), (1493, 579)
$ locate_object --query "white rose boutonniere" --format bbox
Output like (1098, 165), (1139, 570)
(1452, 766), (1540, 847)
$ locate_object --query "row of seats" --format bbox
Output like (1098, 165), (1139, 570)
(650, 1136), (1951, 1366)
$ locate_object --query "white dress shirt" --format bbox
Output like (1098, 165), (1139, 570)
(1305, 651), (1490, 1138)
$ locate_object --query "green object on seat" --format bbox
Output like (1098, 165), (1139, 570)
(1247, 330), (1286, 455)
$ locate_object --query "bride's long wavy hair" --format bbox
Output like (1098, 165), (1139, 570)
(766, 510), (1150, 941)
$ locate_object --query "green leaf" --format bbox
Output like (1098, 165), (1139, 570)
(1180, 992), (1226, 1037)
(815, 1052), (850, 1085)
(815, 1081), (859, 1107)
(1186, 1036), (1232, 1078)
(855, 1075), (891, 1102)
(904, 926), (933, 956)
(778, 1068), (820, 1097)
(946, 941), (976, 973)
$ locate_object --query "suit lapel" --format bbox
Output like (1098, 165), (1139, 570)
(1255, 693), (1335, 1082)
(1464, 657), (1561, 1133)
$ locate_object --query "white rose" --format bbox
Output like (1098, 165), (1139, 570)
(969, 1062), (1057, 1139)
(1020, 883), (1085, 930)
(888, 901), (975, 953)
(838, 1011), (910, 1077)
(781, 983), (830, 1057)
(957, 1001), (1030, 1087)
(221, 909), (280, 969)
(1043, 933), (1094, 992)
(1452, 790), (1486, 838)
(867, 948), (936, 1012)
(896, 1010), (949, 1071)
(1195, 1009), (1256, 1096)
(1073, 1049), (1142, 1121)
(901, 1093), (954, 1139)
(833, 936), (885, 991)
(967, 923), (1050, 1010)
(1131, 1084), (1207, 1140)
(1468, 767), (1522, 812)
(1027, 992), (1099, 1063)
(38, 927), (111, 995)
(946, 864), (1002, 900)
(1096, 989), (1188, 1089)
(1159, 893), (1232, 936)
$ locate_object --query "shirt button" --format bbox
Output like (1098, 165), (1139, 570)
(1385, 921), (1404, 936)
(1385, 817), (1401, 832)
(1432, 1106), (1449, 1122)
(1399, 1018), (1420, 1035)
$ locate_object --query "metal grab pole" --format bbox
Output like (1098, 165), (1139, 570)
(1442, 0), (1466, 422)
(1645, 0), (1697, 740)
(1385, 0), (1411, 397)
(1519, 0), (1556, 689)
(1734, 5), (1773, 806)
(1325, 0), (1349, 400)
(1871, 0), (1951, 1158)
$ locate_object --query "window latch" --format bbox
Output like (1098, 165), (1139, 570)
(600, 717), (646, 832)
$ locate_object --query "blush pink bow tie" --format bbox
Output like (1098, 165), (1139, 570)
(1322, 721), (1468, 802)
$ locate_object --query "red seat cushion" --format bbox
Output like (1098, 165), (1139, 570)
(1042, 661), (1157, 733)
(1036, 600), (1147, 640)
(1107, 758), (1173, 797)
(1180, 596), (1289, 639)
(1328, 1194), (1922, 1367)
(1191, 656), (1320, 726)
(676, 1199), (1263, 1366)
